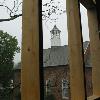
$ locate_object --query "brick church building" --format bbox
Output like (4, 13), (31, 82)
(13, 25), (92, 100)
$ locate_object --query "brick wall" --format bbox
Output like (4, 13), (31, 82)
(13, 65), (92, 100)
(43, 65), (70, 100)
(43, 66), (92, 100)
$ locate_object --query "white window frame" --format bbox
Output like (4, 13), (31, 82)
(62, 79), (69, 99)
(45, 79), (52, 95)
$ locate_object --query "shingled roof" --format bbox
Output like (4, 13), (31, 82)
(43, 45), (69, 67)
(43, 41), (91, 67)
(14, 41), (91, 69)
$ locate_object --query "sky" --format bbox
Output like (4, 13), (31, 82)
(0, 0), (22, 64)
(0, 0), (89, 64)
(43, 1), (89, 48)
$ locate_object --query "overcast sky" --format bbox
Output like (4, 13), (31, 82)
(0, 0), (22, 64)
(0, 0), (89, 64)
(43, 2), (89, 48)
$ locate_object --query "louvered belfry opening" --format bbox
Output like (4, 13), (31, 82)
(21, 0), (100, 100)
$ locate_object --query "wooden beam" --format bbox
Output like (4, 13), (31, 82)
(66, 0), (86, 100)
(21, 0), (40, 99)
(87, 95), (100, 100)
(79, 0), (95, 9)
(87, 8), (100, 96)
(95, 0), (100, 30)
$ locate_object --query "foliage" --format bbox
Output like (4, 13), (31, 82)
(0, 30), (20, 99)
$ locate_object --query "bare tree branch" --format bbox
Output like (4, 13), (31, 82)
(9, 1), (16, 17)
(0, 0), (65, 23)
(14, 2), (22, 13)
(0, 4), (13, 14)
(0, 14), (22, 22)
(0, 0), (22, 22)
(42, 0), (66, 25)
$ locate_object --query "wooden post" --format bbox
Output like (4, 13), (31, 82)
(87, 8), (100, 96)
(21, 0), (40, 99)
(66, 0), (86, 100)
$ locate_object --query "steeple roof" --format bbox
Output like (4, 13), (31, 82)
(50, 25), (61, 33)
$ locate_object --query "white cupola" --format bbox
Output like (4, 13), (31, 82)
(50, 25), (61, 47)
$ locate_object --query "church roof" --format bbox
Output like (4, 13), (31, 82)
(43, 41), (91, 67)
(43, 45), (69, 67)
(14, 41), (91, 69)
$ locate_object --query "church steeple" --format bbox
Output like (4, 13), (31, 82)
(50, 25), (61, 47)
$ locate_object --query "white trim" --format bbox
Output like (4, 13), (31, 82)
(62, 79), (69, 99)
